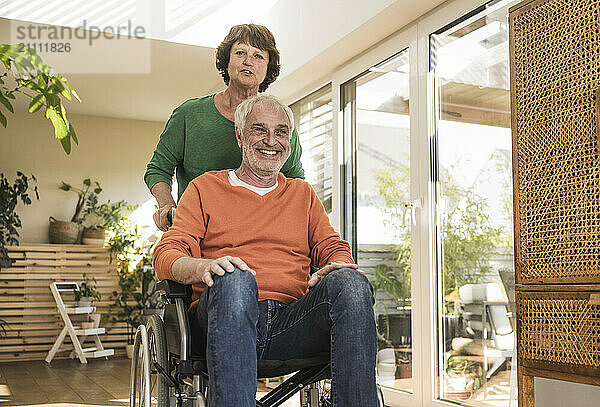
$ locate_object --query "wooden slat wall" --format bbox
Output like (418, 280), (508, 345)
(0, 243), (402, 361)
(0, 244), (128, 362)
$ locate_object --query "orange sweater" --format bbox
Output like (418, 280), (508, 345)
(153, 170), (354, 304)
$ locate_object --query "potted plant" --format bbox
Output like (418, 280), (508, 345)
(0, 172), (38, 268)
(110, 266), (139, 357)
(372, 250), (411, 381)
(74, 273), (101, 307)
(50, 178), (102, 244)
(107, 209), (163, 357)
(443, 354), (484, 400)
(135, 255), (164, 323)
(111, 253), (163, 357)
(81, 195), (129, 245)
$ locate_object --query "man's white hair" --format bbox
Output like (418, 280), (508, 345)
(234, 94), (294, 134)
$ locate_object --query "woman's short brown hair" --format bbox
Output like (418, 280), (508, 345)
(215, 24), (280, 93)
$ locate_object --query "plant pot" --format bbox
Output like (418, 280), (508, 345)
(89, 313), (101, 328)
(398, 362), (412, 378)
(76, 297), (92, 307)
(49, 216), (82, 244)
(126, 344), (134, 359)
(377, 348), (397, 382)
(82, 227), (106, 245)
(81, 321), (94, 329)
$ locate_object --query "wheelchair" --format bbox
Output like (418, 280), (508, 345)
(130, 279), (385, 406)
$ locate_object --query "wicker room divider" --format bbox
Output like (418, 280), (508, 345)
(509, 0), (600, 405)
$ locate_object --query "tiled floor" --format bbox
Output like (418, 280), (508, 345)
(0, 358), (515, 406)
(0, 358), (301, 406)
(0, 358), (130, 406)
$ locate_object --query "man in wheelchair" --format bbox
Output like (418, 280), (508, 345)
(152, 94), (378, 406)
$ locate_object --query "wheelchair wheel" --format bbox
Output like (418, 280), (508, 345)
(147, 314), (170, 407)
(130, 325), (151, 407)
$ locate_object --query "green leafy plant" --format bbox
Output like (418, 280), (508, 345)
(74, 273), (101, 302)
(110, 245), (162, 344)
(0, 172), (38, 268)
(372, 260), (410, 302)
(59, 178), (102, 223)
(444, 354), (484, 391)
(110, 262), (140, 345)
(0, 318), (7, 338)
(105, 206), (162, 344)
(81, 194), (132, 231)
(0, 44), (80, 154)
(372, 254), (411, 349)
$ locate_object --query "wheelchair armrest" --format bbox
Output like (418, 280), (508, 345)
(157, 279), (193, 299)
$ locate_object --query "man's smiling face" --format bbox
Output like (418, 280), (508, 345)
(236, 101), (291, 177)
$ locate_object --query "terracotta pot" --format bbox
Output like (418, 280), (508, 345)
(81, 321), (94, 330)
(48, 216), (81, 244)
(89, 313), (101, 328)
(398, 363), (412, 378)
(82, 227), (106, 245)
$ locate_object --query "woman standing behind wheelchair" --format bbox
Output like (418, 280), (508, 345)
(144, 24), (305, 231)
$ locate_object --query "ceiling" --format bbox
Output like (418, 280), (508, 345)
(0, 0), (447, 123)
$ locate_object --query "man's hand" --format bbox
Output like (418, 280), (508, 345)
(171, 256), (256, 286)
(199, 256), (256, 287)
(153, 204), (175, 232)
(308, 262), (360, 288)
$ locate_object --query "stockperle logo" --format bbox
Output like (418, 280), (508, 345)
(10, 19), (151, 74)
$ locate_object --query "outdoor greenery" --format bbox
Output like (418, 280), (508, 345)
(372, 157), (511, 387)
(372, 259), (410, 302)
(373, 163), (505, 299)
(0, 44), (80, 154)
(0, 172), (38, 268)
(74, 273), (102, 303)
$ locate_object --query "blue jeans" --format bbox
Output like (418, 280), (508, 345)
(192, 267), (378, 406)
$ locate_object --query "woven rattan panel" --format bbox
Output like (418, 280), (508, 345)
(512, 0), (600, 283)
(518, 291), (600, 375)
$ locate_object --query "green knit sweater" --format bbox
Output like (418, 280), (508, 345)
(144, 94), (305, 200)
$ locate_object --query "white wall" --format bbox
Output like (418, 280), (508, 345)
(0, 109), (164, 243)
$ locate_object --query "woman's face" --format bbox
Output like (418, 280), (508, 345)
(227, 42), (269, 90)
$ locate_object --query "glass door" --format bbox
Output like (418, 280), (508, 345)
(342, 48), (415, 400)
(429, 1), (518, 405)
